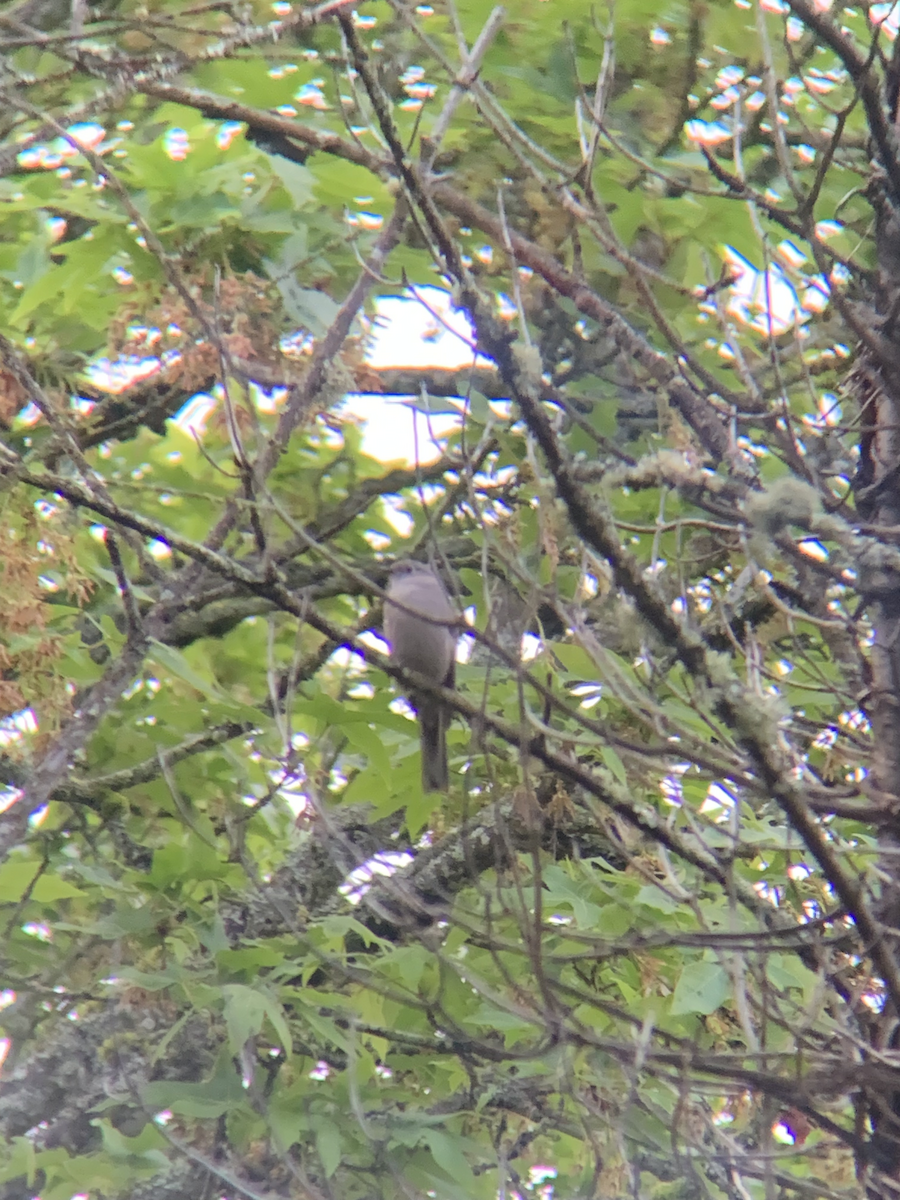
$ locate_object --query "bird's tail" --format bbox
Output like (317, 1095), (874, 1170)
(418, 698), (448, 792)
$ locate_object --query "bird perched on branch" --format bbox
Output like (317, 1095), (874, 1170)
(384, 560), (458, 792)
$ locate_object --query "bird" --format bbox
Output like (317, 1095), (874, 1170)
(384, 560), (458, 792)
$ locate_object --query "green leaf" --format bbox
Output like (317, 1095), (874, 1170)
(116, 965), (187, 991)
(424, 1130), (476, 1187)
(635, 885), (679, 914)
(222, 984), (292, 1058)
(0, 1136), (37, 1186)
(96, 1119), (168, 1161)
(670, 961), (731, 1017)
(148, 640), (230, 704)
(141, 1051), (245, 1118)
(270, 159), (315, 207)
(274, 277), (341, 337)
(403, 783), (441, 840)
(315, 1121), (342, 1178)
(600, 745), (627, 784)
(0, 861), (84, 903)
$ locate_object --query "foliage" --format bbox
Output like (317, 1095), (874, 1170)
(0, 0), (898, 1198)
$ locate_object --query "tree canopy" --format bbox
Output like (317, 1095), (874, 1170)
(1, 0), (899, 1198)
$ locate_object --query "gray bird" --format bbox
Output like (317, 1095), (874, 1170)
(384, 560), (457, 792)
